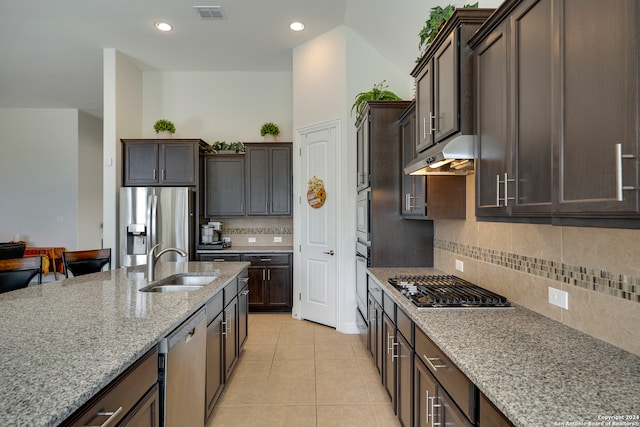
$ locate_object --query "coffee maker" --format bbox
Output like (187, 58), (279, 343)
(200, 222), (230, 248)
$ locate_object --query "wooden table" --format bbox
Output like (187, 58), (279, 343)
(24, 247), (66, 279)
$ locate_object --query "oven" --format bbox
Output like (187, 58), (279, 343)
(356, 189), (370, 244)
(387, 275), (513, 309)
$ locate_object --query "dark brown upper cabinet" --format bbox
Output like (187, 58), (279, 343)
(204, 155), (246, 217)
(122, 139), (204, 186)
(472, 0), (553, 218)
(411, 9), (495, 156)
(399, 102), (466, 220)
(471, 0), (639, 224)
(554, 0), (639, 218)
(245, 143), (292, 216)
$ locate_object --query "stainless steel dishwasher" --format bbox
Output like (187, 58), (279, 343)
(158, 307), (206, 427)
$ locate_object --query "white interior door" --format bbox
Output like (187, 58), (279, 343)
(297, 122), (338, 327)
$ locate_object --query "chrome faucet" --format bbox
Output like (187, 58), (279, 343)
(147, 243), (188, 281)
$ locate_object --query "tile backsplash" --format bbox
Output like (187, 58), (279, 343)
(212, 217), (293, 246)
(433, 175), (640, 356)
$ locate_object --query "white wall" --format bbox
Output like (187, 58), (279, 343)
(142, 71), (293, 142)
(77, 112), (104, 249)
(103, 49), (144, 265)
(292, 25), (409, 333)
(0, 108), (79, 248)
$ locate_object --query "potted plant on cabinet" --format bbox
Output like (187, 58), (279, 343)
(417, 2), (478, 61)
(203, 141), (245, 154)
(153, 119), (176, 138)
(351, 80), (403, 123)
(260, 122), (280, 142)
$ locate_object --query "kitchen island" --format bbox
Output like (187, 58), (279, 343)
(0, 261), (249, 427)
(368, 267), (640, 427)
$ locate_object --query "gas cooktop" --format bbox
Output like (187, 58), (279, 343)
(387, 274), (512, 309)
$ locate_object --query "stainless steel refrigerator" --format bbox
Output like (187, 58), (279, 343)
(119, 187), (194, 267)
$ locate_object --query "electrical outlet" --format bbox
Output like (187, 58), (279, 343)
(273, 236), (282, 243)
(455, 259), (464, 272)
(548, 287), (569, 310)
(248, 237), (256, 243)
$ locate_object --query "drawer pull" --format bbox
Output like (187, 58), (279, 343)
(423, 354), (447, 371)
(240, 289), (250, 296)
(260, 258), (272, 262)
(240, 277), (249, 283)
(213, 258), (225, 262)
(83, 406), (123, 427)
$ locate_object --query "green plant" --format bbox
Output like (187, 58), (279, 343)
(228, 141), (246, 152)
(204, 140), (245, 153)
(351, 80), (403, 122)
(417, 3), (478, 60)
(153, 119), (176, 134)
(260, 122), (280, 137)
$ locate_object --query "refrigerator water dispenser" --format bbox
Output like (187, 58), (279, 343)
(126, 224), (147, 255)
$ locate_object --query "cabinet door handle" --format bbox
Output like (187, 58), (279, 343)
(84, 406), (123, 427)
(391, 340), (399, 361)
(162, 169), (166, 180)
(429, 396), (442, 427)
(153, 169), (157, 180)
(221, 320), (227, 336)
(429, 113), (435, 135)
(267, 269), (270, 281)
(615, 143), (637, 201)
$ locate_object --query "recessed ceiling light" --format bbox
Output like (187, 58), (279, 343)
(289, 22), (304, 31)
(155, 21), (173, 32)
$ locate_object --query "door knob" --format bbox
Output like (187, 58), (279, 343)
(324, 250), (335, 256)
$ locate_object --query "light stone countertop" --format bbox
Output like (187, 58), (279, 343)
(368, 267), (640, 427)
(0, 261), (249, 427)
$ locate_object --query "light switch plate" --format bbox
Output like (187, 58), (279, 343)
(455, 259), (464, 272)
(248, 237), (256, 243)
(548, 287), (569, 310)
(273, 236), (282, 243)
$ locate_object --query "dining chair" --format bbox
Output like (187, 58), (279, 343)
(0, 257), (42, 294)
(62, 249), (111, 278)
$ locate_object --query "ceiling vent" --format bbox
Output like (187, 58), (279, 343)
(193, 6), (226, 20)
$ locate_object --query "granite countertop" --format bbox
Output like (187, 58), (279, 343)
(368, 267), (640, 427)
(0, 261), (249, 427)
(197, 245), (293, 253)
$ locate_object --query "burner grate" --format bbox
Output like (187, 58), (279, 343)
(388, 275), (511, 308)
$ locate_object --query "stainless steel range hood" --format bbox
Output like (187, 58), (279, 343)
(404, 135), (475, 175)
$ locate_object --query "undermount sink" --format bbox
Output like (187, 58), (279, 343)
(143, 285), (206, 293)
(139, 272), (220, 293)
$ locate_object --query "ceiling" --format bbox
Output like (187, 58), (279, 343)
(0, 1), (478, 118)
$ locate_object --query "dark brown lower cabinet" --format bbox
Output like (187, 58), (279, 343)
(224, 296), (238, 378)
(396, 331), (413, 427)
(414, 355), (472, 427)
(120, 384), (160, 427)
(244, 253), (292, 312)
(414, 354), (438, 427)
(62, 348), (158, 427)
(382, 313), (396, 403)
(479, 392), (514, 427)
(205, 310), (224, 419)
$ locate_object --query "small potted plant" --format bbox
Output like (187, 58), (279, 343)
(260, 122), (280, 142)
(228, 141), (246, 153)
(153, 119), (176, 138)
(351, 80), (402, 123)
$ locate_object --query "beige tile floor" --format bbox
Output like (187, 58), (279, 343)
(206, 313), (401, 427)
